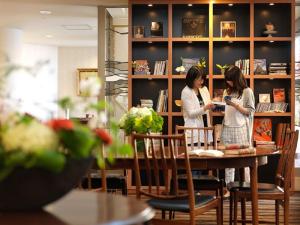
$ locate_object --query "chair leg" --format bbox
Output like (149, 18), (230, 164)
(275, 200), (280, 225)
(233, 192), (238, 225)
(284, 198), (290, 225)
(229, 192), (233, 225)
(220, 184), (224, 223)
(217, 200), (223, 225)
(241, 198), (246, 225)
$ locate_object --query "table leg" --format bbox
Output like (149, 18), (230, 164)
(250, 160), (258, 225)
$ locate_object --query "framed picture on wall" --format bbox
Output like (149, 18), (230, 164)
(77, 68), (98, 96)
(220, 21), (236, 38)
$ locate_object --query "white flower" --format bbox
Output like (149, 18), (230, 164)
(119, 114), (127, 128)
(175, 66), (185, 72)
(79, 76), (101, 97)
(129, 107), (139, 116)
(137, 107), (152, 117)
(2, 121), (59, 153)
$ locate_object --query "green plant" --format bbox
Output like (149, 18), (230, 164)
(119, 107), (164, 135)
(216, 64), (229, 70)
(198, 57), (206, 68)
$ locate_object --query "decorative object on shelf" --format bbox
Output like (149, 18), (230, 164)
(263, 22), (277, 37)
(0, 61), (132, 210)
(153, 60), (168, 75)
(119, 107), (164, 135)
(273, 88), (286, 103)
(254, 59), (267, 75)
(175, 65), (185, 74)
(150, 22), (163, 37)
(175, 99), (182, 108)
(77, 68), (98, 96)
(220, 21), (236, 38)
(182, 57), (199, 74)
(216, 64), (229, 75)
(182, 16), (206, 38)
(133, 60), (150, 75)
(253, 118), (272, 142)
(133, 26), (145, 38)
(259, 94), (271, 103)
(197, 57), (206, 69)
(140, 99), (153, 108)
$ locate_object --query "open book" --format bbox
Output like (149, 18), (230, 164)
(188, 149), (224, 157)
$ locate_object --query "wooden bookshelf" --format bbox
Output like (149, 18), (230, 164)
(129, 0), (295, 142)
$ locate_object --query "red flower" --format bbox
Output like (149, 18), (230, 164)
(94, 128), (113, 145)
(46, 119), (74, 131)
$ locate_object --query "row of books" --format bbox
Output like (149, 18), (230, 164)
(140, 99), (153, 108)
(153, 60), (168, 75)
(235, 59), (250, 75)
(269, 63), (288, 75)
(156, 89), (168, 112)
(256, 102), (288, 113)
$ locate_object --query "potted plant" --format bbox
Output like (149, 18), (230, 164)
(0, 61), (132, 210)
(119, 107), (164, 153)
(198, 57), (206, 69)
(216, 64), (229, 75)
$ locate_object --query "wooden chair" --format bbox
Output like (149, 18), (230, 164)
(175, 126), (225, 219)
(228, 130), (299, 225)
(133, 133), (222, 225)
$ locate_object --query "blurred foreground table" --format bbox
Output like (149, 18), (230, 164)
(0, 191), (154, 225)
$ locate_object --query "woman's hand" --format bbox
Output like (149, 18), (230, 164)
(204, 103), (215, 111)
(225, 99), (238, 108)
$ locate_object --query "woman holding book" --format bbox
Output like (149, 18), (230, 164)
(181, 65), (215, 146)
(221, 65), (255, 184)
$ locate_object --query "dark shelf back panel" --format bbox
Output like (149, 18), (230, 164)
(172, 116), (185, 133)
(132, 42), (168, 74)
(172, 42), (209, 74)
(254, 41), (291, 69)
(172, 80), (186, 112)
(132, 4), (169, 38)
(172, 4), (209, 38)
(254, 3), (291, 37)
(132, 79), (168, 109)
(213, 41), (250, 75)
(213, 4), (250, 37)
(254, 79), (291, 112)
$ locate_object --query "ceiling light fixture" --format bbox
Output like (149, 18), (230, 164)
(188, 4), (193, 7)
(40, 10), (52, 15)
(228, 3), (234, 7)
(148, 41), (153, 44)
(45, 34), (53, 38)
(148, 4), (153, 7)
(269, 3), (275, 6)
(269, 40), (274, 43)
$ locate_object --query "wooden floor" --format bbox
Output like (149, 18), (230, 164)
(148, 192), (300, 225)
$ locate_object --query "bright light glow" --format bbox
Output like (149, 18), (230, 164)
(148, 4), (153, 7)
(45, 34), (53, 38)
(39, 10), (52, 15)
(188, 4), (193, 7)
(269, 3), (275, 6)
(228, 3), (234, 7)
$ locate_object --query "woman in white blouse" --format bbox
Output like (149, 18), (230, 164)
(181, 66), (215, 146)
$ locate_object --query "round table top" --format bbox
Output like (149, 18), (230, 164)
(0, 191), (155, 225)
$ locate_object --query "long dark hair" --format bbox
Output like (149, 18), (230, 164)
(224, 65), (248, 97)
(185, 66), (207, 88)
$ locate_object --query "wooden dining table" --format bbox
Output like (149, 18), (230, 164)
(106, 149), (279, 225)
(0, 191), (155, 225)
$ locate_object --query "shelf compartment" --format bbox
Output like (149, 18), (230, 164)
(254, 75), (291, 79)
(132, 4), (168, 38)
(131, 75), (168, 79)
(213, 3), (250, 37)
(254, 3), (291, 37)
(254, 37), (292, 42)
(172, 41), (209, 74)
(172, 79), (187, 112)
(172, 4), (209, 38)
(172, 37), (209, 42)
(213, 37), (250, 42)
(132, 38), (168, 42)
(213, 75), (251, 79)
(213, 41), (250, 75)
(172, 116), (185, 134)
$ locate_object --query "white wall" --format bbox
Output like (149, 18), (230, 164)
(7, 43), (58, 120)
(57, 46), (98, 118)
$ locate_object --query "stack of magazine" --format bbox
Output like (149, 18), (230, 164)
(235, 59), (250, 75)
(153, 60), (168, 75)
(269, 63), (288, 75)
(140, 99), (153, 108)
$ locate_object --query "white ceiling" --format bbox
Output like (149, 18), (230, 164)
(0, 1), (127, 47)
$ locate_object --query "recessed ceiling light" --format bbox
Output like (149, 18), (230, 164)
(269, 40), (274, 43)
(188, 4), (193, 7)
(228, 3), (234, 7)
(45, 34), (53, 38)
(40, 10), (52, 15)
(62, 24), (93, 30)
(148, 4), (153, 7)
(148, 41), (152, 44)
(269, 3), (275, 6)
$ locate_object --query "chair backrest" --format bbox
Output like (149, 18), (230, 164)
(132, 133), (195, 202)
(275, 130), (299, 190)
(175, 125), (217, 150)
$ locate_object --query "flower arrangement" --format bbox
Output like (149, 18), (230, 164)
(119, 107), (164, 135)
(0, 60), (132, 181)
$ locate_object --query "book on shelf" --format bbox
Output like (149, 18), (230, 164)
(273, 88), (286, 103)
(182, 16), (206, 38)
(150, 22), (163, 37)
(156, 89), (168, 112)
(259, 94), (271, 103)
(253, 118), (272, 142)
(134, 60), (150, 75)
(254, 59), (267, 75)
(140, 99), (153, 108)
(181, 58), (199, 74)
(153, 60), (167, 75)
(268, 63), (289, 75)
(256, 102), (288, 113)
(235, 59), (249, 75)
